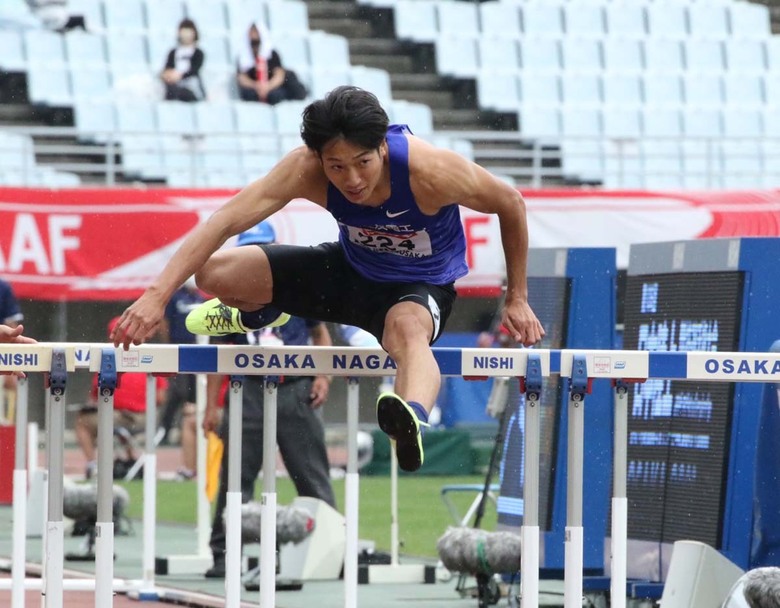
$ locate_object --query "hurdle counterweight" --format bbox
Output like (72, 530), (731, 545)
(44, 348), (68, 608)
(611, 381), (629, 608)
(225, 375), (244, 607)
(521, 354), (542, 608)
(260, 378), (279, 608)
(12, 377), (28, 608)
(564, 354), (588, 608)
(344, 378), (360, 608)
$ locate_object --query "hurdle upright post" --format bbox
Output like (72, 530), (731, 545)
(344, 377), (360, 608)
(564, 354), (588, 608)
(11, 377), (28, 608)
(95, 348), (118, 607)
(260, 377), (279, 607)
(44, 348), (68, 608)
(141, 374), (158, 595)
(225, 375), (244, 607)
(610, 380), (629, 608)
(521, 353), (542, 608)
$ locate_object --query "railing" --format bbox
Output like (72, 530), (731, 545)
(1, 125), (778, 189)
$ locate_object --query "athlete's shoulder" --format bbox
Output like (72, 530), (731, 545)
(406, 135), (480, 207)
(263, 145), (329, 204)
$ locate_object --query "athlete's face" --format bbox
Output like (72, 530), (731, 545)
(320, 137), (388, 205)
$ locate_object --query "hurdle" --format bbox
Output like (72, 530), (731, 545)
(3, 343), (779, 608)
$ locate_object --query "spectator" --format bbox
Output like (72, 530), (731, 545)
(158, 277), (204, 480)
(26, 0), (87, 32)
(75, 317), (168, 479)
(236, 21), (306, 104)
(0, 278), (24, 389)
(203, 221), (335, 579)
(160, 18), (206, 102)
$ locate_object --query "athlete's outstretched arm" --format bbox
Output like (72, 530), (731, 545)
(410, 142), (545, 346)
(112, 149), (326, 349)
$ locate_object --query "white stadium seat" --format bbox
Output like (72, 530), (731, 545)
(561, 73), (601, 107)
(604, 3), (646, 38)
(729, 3), (772, 39)
(518, 72), (560, 107)
(103, 0), (146, 33)
(560, 38), (602, 73)
(520, 3), (564, 38)
(479, 3), (521, 39)
(350, 66), (393, 106)
(308, 32), (351, 71)
(195, 102), (236, 135)
(437, 1), (479, 38)
(0, 30), (26, 71)
(687, 4), (729, 40)
(70, 66), (112, 101)
(64, 31), (106, 68)
(74, 100), (116, 143)
(266, 0), (309, 36)
(394, 0), (437, 42)
(144, 0), (185, 35)
(156, 101), (196, 135)
(519, 37), (561, 72)
(723, 39), (767, 75)
(642, 108), (683, 138)
(683, 40), (724, 74)
(478, 38), (520, 73)
(24, 29), (66, 68)
(561, 107), (602, 137)
(563, 3), (605, 38)
(643, 74), (684, 108)
(518, 106), (561, 140)
(602, 74), (642, 108)
(645, 3), (688, 39)
(683, 75), (723, 108)
(602, 38), (643, 74)
(643, 39), (685, 74)
(477, 71), (520, 112)
(722, 74), (764, 108)
(435, 36), (479, 78)
(603, 107), (641, 139)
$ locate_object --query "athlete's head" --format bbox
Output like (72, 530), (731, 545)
(302, 86), (390, 204)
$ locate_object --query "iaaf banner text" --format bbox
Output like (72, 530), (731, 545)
(1, 187), (779, 301)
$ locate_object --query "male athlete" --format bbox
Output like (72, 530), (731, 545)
(112, 86), (544, 472)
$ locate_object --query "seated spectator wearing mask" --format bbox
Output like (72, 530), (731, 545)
(160, 18), (206, 102)
(236, 21), (305, 105)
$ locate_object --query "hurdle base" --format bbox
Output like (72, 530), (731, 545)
(359, 563), (436, 585)
(244, 577), (304, 592)
(155, 554), (213, 576)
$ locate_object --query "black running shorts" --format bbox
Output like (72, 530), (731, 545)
(259, 242), (457, 345)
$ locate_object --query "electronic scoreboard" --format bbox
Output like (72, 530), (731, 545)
(623, 238), (780, 578)
(497, 247), (616, 572)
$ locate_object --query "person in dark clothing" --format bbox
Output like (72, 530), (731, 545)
(202, 222), (336, 579)
(160, 18), (206, 102)
(236, 21), (305, 104)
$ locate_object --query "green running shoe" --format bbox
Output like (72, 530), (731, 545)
(376, 392), (428, 472)
(185, 298), (290, 337)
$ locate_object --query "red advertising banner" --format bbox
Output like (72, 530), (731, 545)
(1, 187), (779, 301)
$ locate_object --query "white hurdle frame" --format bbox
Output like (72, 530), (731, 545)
(3, 344), (778, 607)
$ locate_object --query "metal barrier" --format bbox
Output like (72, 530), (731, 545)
(2, 343), (777, 608)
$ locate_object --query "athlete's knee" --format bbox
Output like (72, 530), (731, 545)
(382, 312), (430, 352)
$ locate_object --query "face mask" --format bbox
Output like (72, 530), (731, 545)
(178, 28), (196, 45)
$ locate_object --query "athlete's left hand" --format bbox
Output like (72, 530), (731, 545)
(309, 376), (330, 409)
(501, 299), (545, 347)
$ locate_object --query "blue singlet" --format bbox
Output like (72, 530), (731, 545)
(326, 124), (468, 285)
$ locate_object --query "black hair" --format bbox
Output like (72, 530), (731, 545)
(301, 86), (389, 154)
(178, 18), (199, 42)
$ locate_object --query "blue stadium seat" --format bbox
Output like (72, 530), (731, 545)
(394, 0), (437, 42)
(561, 73), (601, 107)
(437, 1), (479, 39)
(643, 74), (684, 108)
(518, 72), (560, 107)
(687, 3), (729, 40)
(70, 66), (112, 101)
(116, 101), (157, 132)
(144, 0), (185, 35)
(103, 0), (146, 33)
(308, 32), (350, 71)
(604, 3), (646, 38)
(435, 36), (479, 78)
(683, 40), (724, 74)
(520, 3), (564, 38)
(274, 35), (310, 74)
(349, 66), (393, 106)
(729, 3), (772, 39)
(645, 2), (688, 39)
(105, 33), (149, 69)
(478, 38), (520, 74)
(479, 3), (521, 39)
(563, 3), (605, 38)
(602, 74), (642, 108)
(477, 72), (520, 112)
(64, 31), (106, 68)
(233, 102), (277, 134)
(723, 39), (767, 75)
(722, 74), (764, 108)
(0, 30), (26, 72)
(683, 75), (723, 108)
(560, 38), (602, 73)
(198, 33), (232, 69)
(266, 0), (309, 36)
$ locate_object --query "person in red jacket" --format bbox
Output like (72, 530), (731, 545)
(74, 317), (168, 479)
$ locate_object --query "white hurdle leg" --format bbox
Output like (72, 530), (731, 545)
(344, 379), (360, 608)
(95, 349), (117, 607)
(225, 376), (244, 607)
(141, 374), (158, 595)
(44, 349), (68, 608)
(195, 367), (210, 558)
(611, 381), (629, 608)
(12, 377), (28, 608)
(521, 353), (543, 608)
(260, 378), (279, 608)
(564, 355), (588, 608)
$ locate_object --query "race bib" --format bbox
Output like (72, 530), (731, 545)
(345, 226), (432, 258)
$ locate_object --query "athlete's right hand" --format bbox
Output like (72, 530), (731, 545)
(112, 290), (166, 350)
